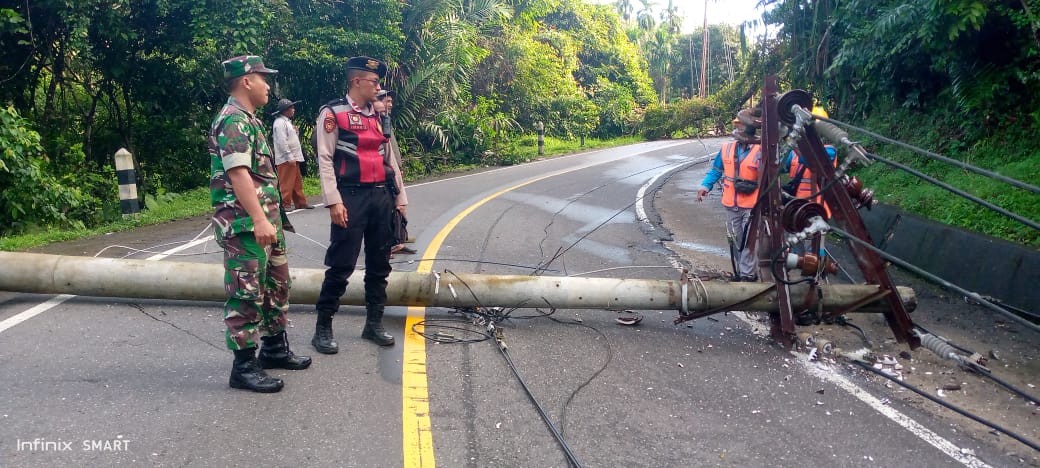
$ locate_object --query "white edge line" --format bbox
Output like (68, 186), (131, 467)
(0, 294), (76, 334)
(729, 313), (992, 465)
(1, 225), (219, 334)
(641, 155), (992, 467)
(635, 152), (715, 230)
(0, 141), (692, 332)
(636, 152), (715, 270)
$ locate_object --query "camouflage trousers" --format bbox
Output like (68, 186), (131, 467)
(217, 232), (291, 350)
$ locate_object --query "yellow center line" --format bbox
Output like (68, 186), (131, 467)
(401, 173), (561, 468)
(400, 144), (689, 466)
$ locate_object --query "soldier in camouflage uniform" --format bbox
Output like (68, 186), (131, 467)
(209, 55), (312, 393)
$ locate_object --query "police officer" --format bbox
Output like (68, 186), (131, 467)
(374, 90), (414, 256)
(696, 107), (764, 282)
(312, 56), (398, 352)
(208, 55), (312, 393)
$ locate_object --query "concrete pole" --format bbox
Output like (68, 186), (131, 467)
(0, 252), (914, 317)
(699, 0), (709, 99)
(536, 121), (545, 156)
(114, 148), (140, 218)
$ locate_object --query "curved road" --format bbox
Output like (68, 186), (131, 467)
(0, 139), (1020, 466)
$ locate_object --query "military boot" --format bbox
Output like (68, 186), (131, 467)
(259, 331), (313, 370)
(229, 348), (284, 393)
(361, 304), (395, 346)
(311, 312), (339, 354)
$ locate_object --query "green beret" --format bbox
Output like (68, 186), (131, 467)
(222, 55), (278, 80)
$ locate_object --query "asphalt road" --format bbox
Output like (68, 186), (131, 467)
(0, 139), (1028, 467)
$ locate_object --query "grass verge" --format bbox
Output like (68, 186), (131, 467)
(851, 105), (1040, 248)
(0, 135), (644, 251)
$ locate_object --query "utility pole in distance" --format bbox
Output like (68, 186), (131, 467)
(699, 0), (709, 98)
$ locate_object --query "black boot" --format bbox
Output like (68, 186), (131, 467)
(259, 331), (313, 370)
(361, 304), (395, 346)
(311, 312), (339, 354)
(229, 348), (284, 393)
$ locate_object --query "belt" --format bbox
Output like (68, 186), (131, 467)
(338, 182), (387, 188)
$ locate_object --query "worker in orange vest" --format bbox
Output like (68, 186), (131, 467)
(782, 145), (837, 201)
(697, 107), (763, 282)
(782, 103), (838, 210)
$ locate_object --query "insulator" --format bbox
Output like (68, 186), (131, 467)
(845, 176), (863, 196)
(782, 199), (829, 233)
(784, 252), (801, 270)
(796, 202), (828, 227)
(918, 333), (960, 362)
(857, 188), (877, 210)
(784, 253), (839, 276)
(814, 121), (873, 170)
(782, 199), (809, 232)
(814, 120), (851, 145)
(777, 90), (813, 125)
(844, 176), (877, 210)
(799, 254), (837, 276)
(805, 255), (825, 275)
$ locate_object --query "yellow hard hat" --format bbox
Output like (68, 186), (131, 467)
(812, 103), (829, 118)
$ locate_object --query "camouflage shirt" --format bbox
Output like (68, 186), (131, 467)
(208, 96), (286, 242)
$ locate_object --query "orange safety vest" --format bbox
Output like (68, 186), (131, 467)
(721, 142), (761, 208)
(789, 145), (837, 213)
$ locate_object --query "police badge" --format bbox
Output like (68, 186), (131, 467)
(348, 113), (365, 130)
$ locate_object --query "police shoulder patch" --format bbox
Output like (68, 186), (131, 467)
(323, 114), (336, 133)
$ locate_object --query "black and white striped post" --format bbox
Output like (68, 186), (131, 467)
(536, 121), (544, 156)
(114, 148), (140, 217)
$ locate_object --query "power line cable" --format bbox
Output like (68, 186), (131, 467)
(815, 115), (1040, 195)
(864, 150), (1040, 232)
(533, 159), (699, 275)
(828, 225), (1040, 334)
(849, 359), (1040, 453)
(417, 271), (585, 467)
(497, 342), (584, 468)
(913, 324), (1040, 405)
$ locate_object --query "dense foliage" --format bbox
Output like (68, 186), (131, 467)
(1, 0), (1037, 247)
(637, 0), (1039, 246)
(0, 0), (655, 236)
(757, 0), (1040, 246)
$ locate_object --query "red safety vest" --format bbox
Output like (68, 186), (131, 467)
(326, 99), (389, 184)
(721, 142), (761, 208)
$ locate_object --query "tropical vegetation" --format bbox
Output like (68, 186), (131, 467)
(0, 0), (1037, 247)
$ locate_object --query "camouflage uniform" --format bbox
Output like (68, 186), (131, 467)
(209, 94), (294, 351)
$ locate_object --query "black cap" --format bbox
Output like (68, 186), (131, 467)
(344, 56), (387, 79)
(271, 98), (301, 116)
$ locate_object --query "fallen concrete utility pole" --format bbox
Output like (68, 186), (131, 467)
(0, 252), (914, 317)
